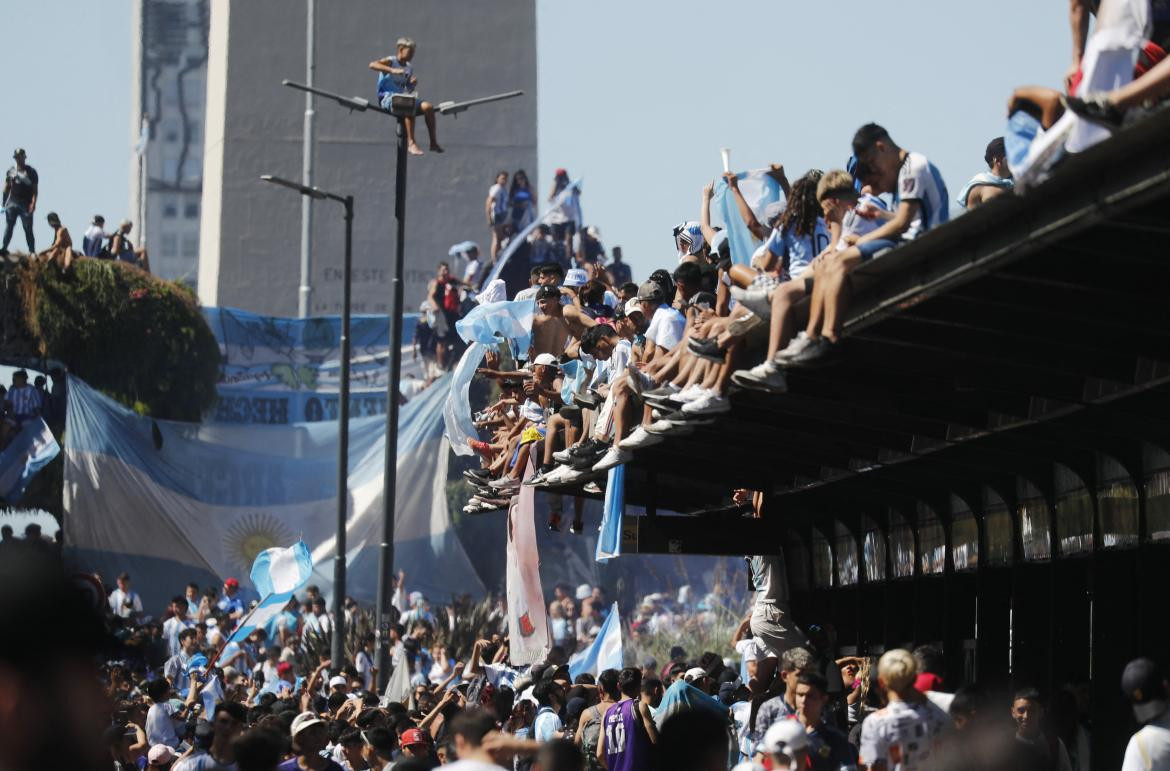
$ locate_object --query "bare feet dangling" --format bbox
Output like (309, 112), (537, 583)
(408, 143), (424, 156)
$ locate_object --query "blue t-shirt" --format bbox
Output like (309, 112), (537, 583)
(534, 706), (564, 742)
(763, 219), (831, 279)
(376, 57), (413, 98)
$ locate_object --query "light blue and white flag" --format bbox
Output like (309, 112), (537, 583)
(443, 342), (487, 457)
(64, 373), (485, 612)
(0, 418), (60, 502)
(568, 602), (622, 680)
(455, 298), (536, 354)
(200, 674), (224, 717)
(485, 178), (583, 286)
(228, 540), (313, 645)
(712, 170), (785, 266)
(595, 465), (625, 562)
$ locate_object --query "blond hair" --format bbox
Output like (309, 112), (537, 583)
(396, 37), (416, 50)
(816, 169), (859, 202)
(878, 648), (918, 693)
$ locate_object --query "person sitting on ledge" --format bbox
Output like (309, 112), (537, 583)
(370, 36), (443, 156)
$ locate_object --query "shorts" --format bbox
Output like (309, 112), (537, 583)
(856, 238), (899, 262)
(551, 222), (576, 242)
(749, 602), (807, 658)
(749, 272), (782, 290)
(491, 211), (509, 227)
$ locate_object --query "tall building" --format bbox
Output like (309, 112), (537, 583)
(197, 0), (538, 316)
(130, 0), (210, 285)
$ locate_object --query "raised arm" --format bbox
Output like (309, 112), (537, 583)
(722, 173), (770, 241)
(1066, 0), (1091, 89)
(699, 182), (718, 246)
(369, 56), (408, 75)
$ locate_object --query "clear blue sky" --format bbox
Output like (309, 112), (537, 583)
(8, 1), (1069, 282)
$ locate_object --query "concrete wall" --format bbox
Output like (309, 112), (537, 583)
(199, 0), (537, 316)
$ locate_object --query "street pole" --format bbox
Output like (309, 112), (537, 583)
(261, 174), (352, 666)
(331, 194), (353, 667)
(374, 117), (408, 689)
(298, 0), (317, 318)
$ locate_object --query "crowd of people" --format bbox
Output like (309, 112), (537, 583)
(2, 539), (1169, 771)
(0, 367), (65, 451)
(1, 147), (150, 271)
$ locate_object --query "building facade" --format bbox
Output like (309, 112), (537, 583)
(130, 0), (210, 285)
(197, 0), (538, 316)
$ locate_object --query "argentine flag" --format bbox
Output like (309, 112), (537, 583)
(227, 541), (313, 644)
(567, 602), (623, 680)
(0, 418), (60, 502)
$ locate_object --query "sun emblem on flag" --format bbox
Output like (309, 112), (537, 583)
(223, 513), (295, 574)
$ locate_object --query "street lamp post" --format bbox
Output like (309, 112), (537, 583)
(261, 174), (353, 668)
(281, 80), (523, 688)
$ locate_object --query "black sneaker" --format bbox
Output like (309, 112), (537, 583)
(687, 338), (724, 362)
(568, 438), (605, 457)
(464, 468), (492, 482)
(569, 444), (608, 469)
(1062, 93), (1125, 129)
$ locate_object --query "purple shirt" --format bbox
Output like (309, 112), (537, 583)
(603, 700), (652, 771)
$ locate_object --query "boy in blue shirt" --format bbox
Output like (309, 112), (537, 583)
(369, 37), (443, 156)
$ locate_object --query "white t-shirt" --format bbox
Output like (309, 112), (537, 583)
(463, 257), (484, 288)
(108, 588), (142, 618)
(645, 305), (685, 352)
(837, 193), (887, 250)
(146, 701), (182, 747)
(1123, 713), (1170, 771)
(355, 650), (375, 691)
(858, 699), (950, 771)
(894, 151), (949, 240)
(603, 339), (632, 384)
(488, 183), (508, 221)
(163, 616), (192, 657)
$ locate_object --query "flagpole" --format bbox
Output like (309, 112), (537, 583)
(205, 592), (273, 671)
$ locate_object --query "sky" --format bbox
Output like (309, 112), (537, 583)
(5, 1), (1070, 283)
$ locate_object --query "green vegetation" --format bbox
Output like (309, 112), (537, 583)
(1, 258), (220, 420)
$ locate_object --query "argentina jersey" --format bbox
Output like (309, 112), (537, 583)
(894, 152), (949, 240)
(376, 57), (413, 98)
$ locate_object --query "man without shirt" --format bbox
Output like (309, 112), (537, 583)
(957, 137), (1013, 209)
(529, 284), (595, 361)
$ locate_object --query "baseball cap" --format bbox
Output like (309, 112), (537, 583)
(400, 727), (430, 747)
(276, 661), (293, 676)
(329, 675), (348, 688)
(762, 718), (809, 755)
(1122, 657), (1168, 724)
(636, 281), (663, 303)
(533, 353), (560, 368)
(224, 577), (239, 589)
(563, 268), (588, 287)
(555, 167), (568, 177)
(687, 291), (717, 312)
(575, 583), (591, 600)
(709, 230), (730, 263)
(684, 667), (707, 683)
(290, 711), (325, 738)
(147, 745), (176, 766)
(535, 284), (561, 301)
(623, 298), (644, 317)
(13, 148), (25, 158)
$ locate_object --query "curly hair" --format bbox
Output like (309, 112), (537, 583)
(778, 169), (824, 237)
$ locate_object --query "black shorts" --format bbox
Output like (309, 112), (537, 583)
(551, 222), (576, 241)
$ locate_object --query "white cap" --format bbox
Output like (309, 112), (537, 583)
(684, 667), (708, 682)
(563, 268), (588, 287)
(328, 675), (348, 688)
(148, 745), (176, 765)
(533, 353), (560, 367)
(762, 719), (809, 755)
(623, 298), (643, 317)
(575, 584), (592, 600)
(291, 711), (326, 738)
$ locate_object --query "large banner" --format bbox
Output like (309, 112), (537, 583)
(63, 374), (484, 611)
(204, 307), (422, 425)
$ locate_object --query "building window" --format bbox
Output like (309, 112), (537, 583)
(163, 157), (180, 179)
(162, 198), (178, 219)
(834, 521), (858, 587)
(862, 516), (887, 583)
(811, 528), (833, 589)
(918, 503), (945, 575)
(1144, 445), (1170, 543)
(184, 201), (199, 219)
(983, 488), (1013, 565)
(1054, 464), (1093, 555)
(889, 509), (916, 578)
(951, 496), (979, 571)
(1018, 479), (1052, 561)
(181, 233), (199, 258)
(161, 233), (178, 257)
(163, 122), (179, 143)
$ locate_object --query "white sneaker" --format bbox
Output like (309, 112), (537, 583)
(668, 384), (707, 404)
(618, 426), (665, 450)
(593, 447), (631, 471)
(582, 481), (603, 494)
(645, 419), (694, 436)
(681, 391), (730, 415)
(730, 286), (773, 317)
(774, 332), (812, 363)
(731, 361), (788, 392)
(553, 447), (577, 464)
(489, 476), (521, 490)
(543, 464), (593, 485)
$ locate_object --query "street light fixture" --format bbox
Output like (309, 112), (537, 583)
(260, 174), (354, 668)
(281, 79), (523, 689)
